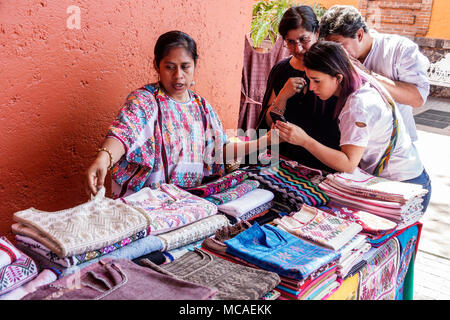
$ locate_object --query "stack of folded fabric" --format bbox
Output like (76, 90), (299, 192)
(217, 188), (274, 223)
(335, 235), (371, 279)
(185, 170), (275, 222)
(319, 167), (428, 228)
(185, 169), (249, 199)
(201, 221), (338, 300)
(22, 258), (217, 300)
(273, 204), (363, 251)
(245, 158), (329, 210)
(141, 248), (280, 300)
(272, 204), (369, 292)
(223, 223), (342, 300)
(357, 238), (400, 300)
(0, 236), (38, 298)
(12, 184), (222, 276)
(322, 204), (398, 240)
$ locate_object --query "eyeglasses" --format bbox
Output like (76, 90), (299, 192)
(284, 36), (312, 48)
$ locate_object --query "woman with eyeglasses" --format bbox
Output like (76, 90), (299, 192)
(274, 41), (429, 210)
(256, 5), (341, 172)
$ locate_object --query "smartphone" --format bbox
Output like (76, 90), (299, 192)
(270, 111), (287, 123)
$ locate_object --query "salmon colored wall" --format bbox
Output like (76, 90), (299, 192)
(0, 0), (253, 240)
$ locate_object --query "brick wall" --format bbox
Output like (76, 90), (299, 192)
(359, 0), (433, 37)
(359, 0), (449, 98)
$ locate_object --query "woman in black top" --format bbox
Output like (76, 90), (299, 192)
(257, 6), (340, 172)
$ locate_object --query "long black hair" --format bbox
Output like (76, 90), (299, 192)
(278, 5), (319, 37)
(154, 31), (199, 67)
(303, 41), (363, 119)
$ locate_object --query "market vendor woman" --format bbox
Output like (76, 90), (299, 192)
(86, 31), (270, 198)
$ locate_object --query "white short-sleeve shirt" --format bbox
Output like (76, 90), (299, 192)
(338, 81), (423, 181)
(363, 30), (430, 142)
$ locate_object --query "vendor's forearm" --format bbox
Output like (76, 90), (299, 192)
(223, 136), (270, 163)
(99, 137), (126, 167)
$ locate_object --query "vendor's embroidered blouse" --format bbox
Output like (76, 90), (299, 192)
(108, 83), (227, 197)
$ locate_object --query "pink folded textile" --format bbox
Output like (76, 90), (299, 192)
(121, 184), (218, 235)
(323, 204), (398, 236)
(273, 205), (362, 251)
(321, 168), (427, 204)
(0, 238), (38, 296)
(0, 269), (58, 300)
(0, 237), (22, 269)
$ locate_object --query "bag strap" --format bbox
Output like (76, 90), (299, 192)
(369, 81), (399, 176)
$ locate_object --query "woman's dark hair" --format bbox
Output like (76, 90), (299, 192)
(154, 31), (199, 67)
(278, 5), (319, 38)
(303, 41), (363, 119)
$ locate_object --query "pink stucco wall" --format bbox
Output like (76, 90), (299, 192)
(0, 0), (253, 239)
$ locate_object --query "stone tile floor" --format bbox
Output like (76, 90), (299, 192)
(411, 96), (450, 300)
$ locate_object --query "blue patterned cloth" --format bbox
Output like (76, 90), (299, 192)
(225, 223), (339, 280)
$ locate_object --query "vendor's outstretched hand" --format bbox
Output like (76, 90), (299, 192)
(85, 153), (109, 196)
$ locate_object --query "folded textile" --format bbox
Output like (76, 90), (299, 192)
(245, 159), (329, 209)
(240, 202), (272, 220)
(319, 169), (427, 229)
(358, 238), (400, 300)
(121, 184), (217, 235)
(133, 251), (166, 266)
(23, 258), (217, 300)
(225, 223), (340, 281)
(185, 170), (249, 197)
(327, 273), (359, 300)
(12, 187), (150, 258)
(273, 205), (362, 251)
(344, 260), (367, 279)
(0, 239), (38, 296)
(202, 240), (335, 292)
(202, 221), (252, 255)
(0, 237), (22, 269)
(322, 204), (397, 236)
(261, 290), (281, 300)
(205, 179), (260, 205)
(276, 264), (338, 300)
(14, 227), (151, 268)
(0, 269), (58, 300)
(163, 239), (204, 263)
(248, 209), (283, 226)
(142, 248), (280, 300)
(217, 188), (274, 218)
(321, 167), (428, 203)
(157, 214), (230, 251)
(16, 233), (164, 277)
(338, 243), (371, 278)
(392, 223), (421, 300)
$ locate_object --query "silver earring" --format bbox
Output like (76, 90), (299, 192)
(190, 80), (195, 87)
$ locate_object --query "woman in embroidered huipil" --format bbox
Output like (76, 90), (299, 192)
(86, 31), (270, 198)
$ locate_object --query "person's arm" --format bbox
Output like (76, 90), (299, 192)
(86, 137), (126, 195)
(274, 121), (365, 173)
(370, 73), (424, 108)
(223, 133), (272, 164)
(265, 77), (307, 127)
(371, 39), (430, 108)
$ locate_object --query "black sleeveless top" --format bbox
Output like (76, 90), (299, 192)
(256, 57), (341, 173)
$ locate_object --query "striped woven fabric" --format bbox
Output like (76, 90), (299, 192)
(246, 160), (329, 208)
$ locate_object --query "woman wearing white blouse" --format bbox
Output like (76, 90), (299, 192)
(274, 41), (431, 212)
